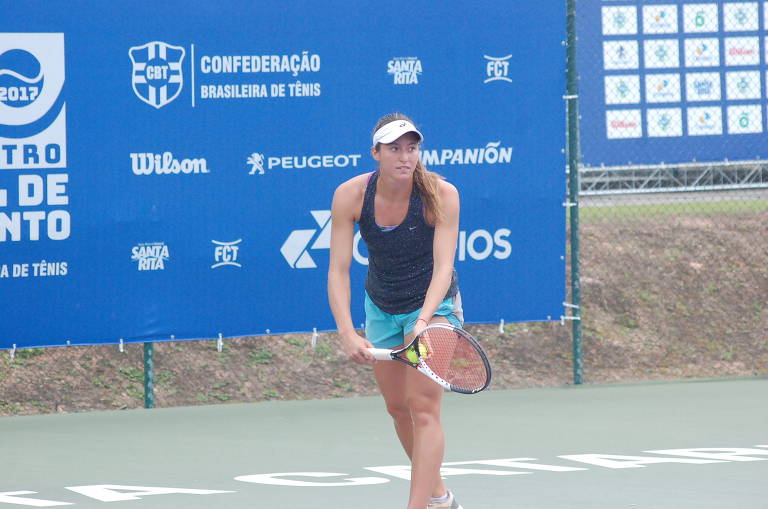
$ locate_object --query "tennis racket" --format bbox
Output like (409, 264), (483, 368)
(368, 323), (491, 394)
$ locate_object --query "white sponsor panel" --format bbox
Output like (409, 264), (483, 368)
(724, 37), (760, 65)
(388, 57), (422, 85)
(645, 74), (681, 103)
(602, 6), (638, 35)
(602, 40), (639, 70)
(723, 2), (759, 31)
(727, 104), (763, 133)
(0, 33), (67, 169)
(604, 75), (640, 104)
(646, 108), (683, 137)
(644, 39), (680, 69)
(683, 38), (720, 67)
(642, 4), (678, 34)
(685, 72), (722, 101)
(725, 71), (761, 100)
(606, 109), (642, 138)
(683, 4), (719, 32)
(687, 106), (723, 135)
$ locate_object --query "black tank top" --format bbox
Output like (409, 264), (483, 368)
(359, 171), (458, 314)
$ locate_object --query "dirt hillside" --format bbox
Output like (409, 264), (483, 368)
(1, 209), (766, 416)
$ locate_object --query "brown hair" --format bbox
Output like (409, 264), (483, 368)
(372, 113), (444, 224)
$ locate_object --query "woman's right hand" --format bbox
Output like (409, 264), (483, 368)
(340, 331), (376, 365)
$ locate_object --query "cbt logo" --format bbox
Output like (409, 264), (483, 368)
(129, 41), (185, 109)
(484, 55), (512, 84)
(212, 239), (242, 268)
(0, 33), (66, 169)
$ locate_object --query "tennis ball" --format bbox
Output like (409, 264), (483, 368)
(405, 348), (419, 364)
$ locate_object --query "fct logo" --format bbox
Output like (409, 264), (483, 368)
(129, 41), (185, 109)
(483, 55), (512, 83)
(0, 33), (67, 169)
(212, 239), (241, 269)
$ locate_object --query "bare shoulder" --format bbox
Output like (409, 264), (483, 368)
(437, 178), (459, 203)
(332, 172), (371, 220)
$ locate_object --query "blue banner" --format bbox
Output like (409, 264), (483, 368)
(0, 1), (566, 349)
(578, 0), (768, 166)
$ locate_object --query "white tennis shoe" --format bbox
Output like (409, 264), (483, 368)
(427, 490), (463, 509)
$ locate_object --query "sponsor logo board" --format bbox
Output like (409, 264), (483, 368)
(723, 2), (759, 32)
(687, 106), (723, 136)
(605, 75), (641, 104)
(727, 104), (763, 134)
(685, 72), (721, 102)
(644, 39), (680, 69)
(683, 4), (719, 33)
(684, 38), (720, 67)
(642, 4), (678, 34)
(603, 41), (639, 70)
(606, 109), (642, 139)
(646, 108), (683, 137)
(602, 6), (638, 35)
(645, 74), (681, 103)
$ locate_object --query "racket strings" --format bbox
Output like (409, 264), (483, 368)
(419, 328), (488, 391)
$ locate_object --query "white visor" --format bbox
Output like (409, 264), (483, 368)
(372, 119), (424, 145)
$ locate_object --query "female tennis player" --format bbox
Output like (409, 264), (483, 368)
(328, 113), (464, 509)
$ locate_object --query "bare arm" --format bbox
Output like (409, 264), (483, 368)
(327, 176), (375, 364)
(415, 181), (460, 334)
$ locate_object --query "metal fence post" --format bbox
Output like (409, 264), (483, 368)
(566, 0), (583, 384)
(144, 342), (155, 408)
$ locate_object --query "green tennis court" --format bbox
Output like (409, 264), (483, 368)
(3, 378), (766, 508)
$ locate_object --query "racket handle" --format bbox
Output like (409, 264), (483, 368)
(367, 348), (394, 361)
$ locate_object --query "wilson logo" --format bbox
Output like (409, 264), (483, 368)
(280, 210), (331, 269)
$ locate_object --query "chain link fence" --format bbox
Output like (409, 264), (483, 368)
(573, 1), (768, 383)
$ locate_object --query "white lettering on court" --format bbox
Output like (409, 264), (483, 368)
(0, 492), (72, 507)
(558, 454), (723, 469)
(64, 485), (233, 502)
(235, 472), (390, 487)
(645, 448), (768, 462)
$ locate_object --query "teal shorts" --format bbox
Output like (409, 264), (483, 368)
(364, 292), (464, 349)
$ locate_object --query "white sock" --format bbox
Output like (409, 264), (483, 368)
(431, 491), (450, 503)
